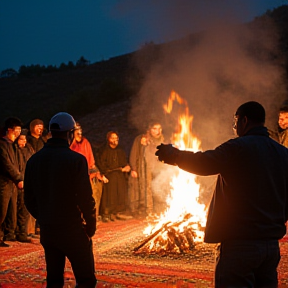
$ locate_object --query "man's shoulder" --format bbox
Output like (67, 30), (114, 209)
(0, 137), (12, 149)
(0, 137), (7, 146)
(28, 145), (87, 161)
(26, 135), (35, 141)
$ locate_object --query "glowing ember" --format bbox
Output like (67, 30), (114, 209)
(134, 90), (207, 254)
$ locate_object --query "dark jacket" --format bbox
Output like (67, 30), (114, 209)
(129, 134), (145, 172)
(15, 142), (34, 178)
(176, 126), (288, 243)
(0, 137), (22, 185)
(24, 138), (96, 231)
(26, 135), (45, 152)
(96, 143), (128, 175)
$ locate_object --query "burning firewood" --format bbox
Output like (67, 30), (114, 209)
(133, 222), (171, 252)
(133, 213), (202, 255)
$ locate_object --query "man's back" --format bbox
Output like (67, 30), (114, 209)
(24, 138), (95, 230)
(183, 127), (288, 243)
(156, 101), (288, 287)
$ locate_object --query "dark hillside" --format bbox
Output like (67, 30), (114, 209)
(0, 5), (287, 154)
(0, 53), (137, 125)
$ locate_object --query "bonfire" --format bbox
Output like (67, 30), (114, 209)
(134, 91), (207, 255)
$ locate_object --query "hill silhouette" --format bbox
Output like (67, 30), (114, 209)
(1, 5), (287, 153)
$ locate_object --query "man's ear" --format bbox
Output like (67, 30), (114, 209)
(242, 116), (248, 125)
(67, 130), (74, 145)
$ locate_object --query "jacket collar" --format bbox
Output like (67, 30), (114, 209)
(46, 138), (69, 147)
(244, 126), (269, 137)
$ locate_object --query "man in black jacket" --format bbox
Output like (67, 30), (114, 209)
(156, 101), (288, 288)
(24, 112), (97, 288)
(0, 117), (23, 247)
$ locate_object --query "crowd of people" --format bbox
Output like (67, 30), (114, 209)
(0, 114), (169, 247)
(1, 100), (288, 287)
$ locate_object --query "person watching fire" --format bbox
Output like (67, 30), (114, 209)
(277, 104), (288, 147)
(27, 118), (45, 152)
(156, 101), (288, 288)
(96, 131), (131, 222)
(70, 122), (107, 221)
(24, 112), (97, 288)
(128, 120), (167, 217)
(0, 117), (23, 247)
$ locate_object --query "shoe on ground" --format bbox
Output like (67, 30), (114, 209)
(116, 213), (133, 220)
(17, 235), (32, 243)
(31, 234), (40, 239)
(102, 216), (110, 223)
(4, 234), (16, 241)
(110, 214), (116, 221)
(117, 212), (133, 220)
(0, 240), (10, 247)
(116, 214), (126, 220)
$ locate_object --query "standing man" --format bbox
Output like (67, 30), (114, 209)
(0, 117), (23, 247)
(26, 118), (45, 236)
(96, 131), (131, 222)
(128, 133), (148, 218)
(156, 101), (288, 288)
(70, 122), (107, 221)
(144, 121), (166, 215)
(277, 105), (288, 147)
(128, 120), (166, 217)
(24, 112), (97, 288)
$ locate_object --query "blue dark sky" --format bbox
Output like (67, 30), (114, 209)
(0, 0), (285, 72)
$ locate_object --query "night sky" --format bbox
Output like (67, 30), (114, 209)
(0, 0), (285, 72)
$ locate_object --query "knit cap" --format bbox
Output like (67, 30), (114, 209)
(29, 119), (44, 131)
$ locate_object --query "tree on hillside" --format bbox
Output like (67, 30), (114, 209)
(18, 64), (46, 77)
(76, 56), (90, 67)
(0, 68), (17, 78)
(67, 61), (75, 69)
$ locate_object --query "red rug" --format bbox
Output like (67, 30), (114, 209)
(0, 220), (288, 287)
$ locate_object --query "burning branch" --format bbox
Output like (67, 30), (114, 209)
(133, 214), (203, 255)
(133, 222), (171, 252)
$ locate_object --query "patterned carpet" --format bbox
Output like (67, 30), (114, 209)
(0, 219), (288, 287)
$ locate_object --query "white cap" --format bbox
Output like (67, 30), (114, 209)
(49, 112), (76, 132)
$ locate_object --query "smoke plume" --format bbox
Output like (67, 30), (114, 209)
(124, 1), (287, 149)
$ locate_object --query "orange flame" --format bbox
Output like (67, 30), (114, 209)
(164, 90), (201, 151)
(163, 90), (188, 114)
(143, 91), (207, 251)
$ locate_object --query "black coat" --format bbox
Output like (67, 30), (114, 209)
(96, 143), (128, 215)
(0, 137), (22, 185)
(24, 138), (96, 232)
(15, 142), (34, 178)
(176, 126), (288, 243)
(26, 135), (45, 152)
